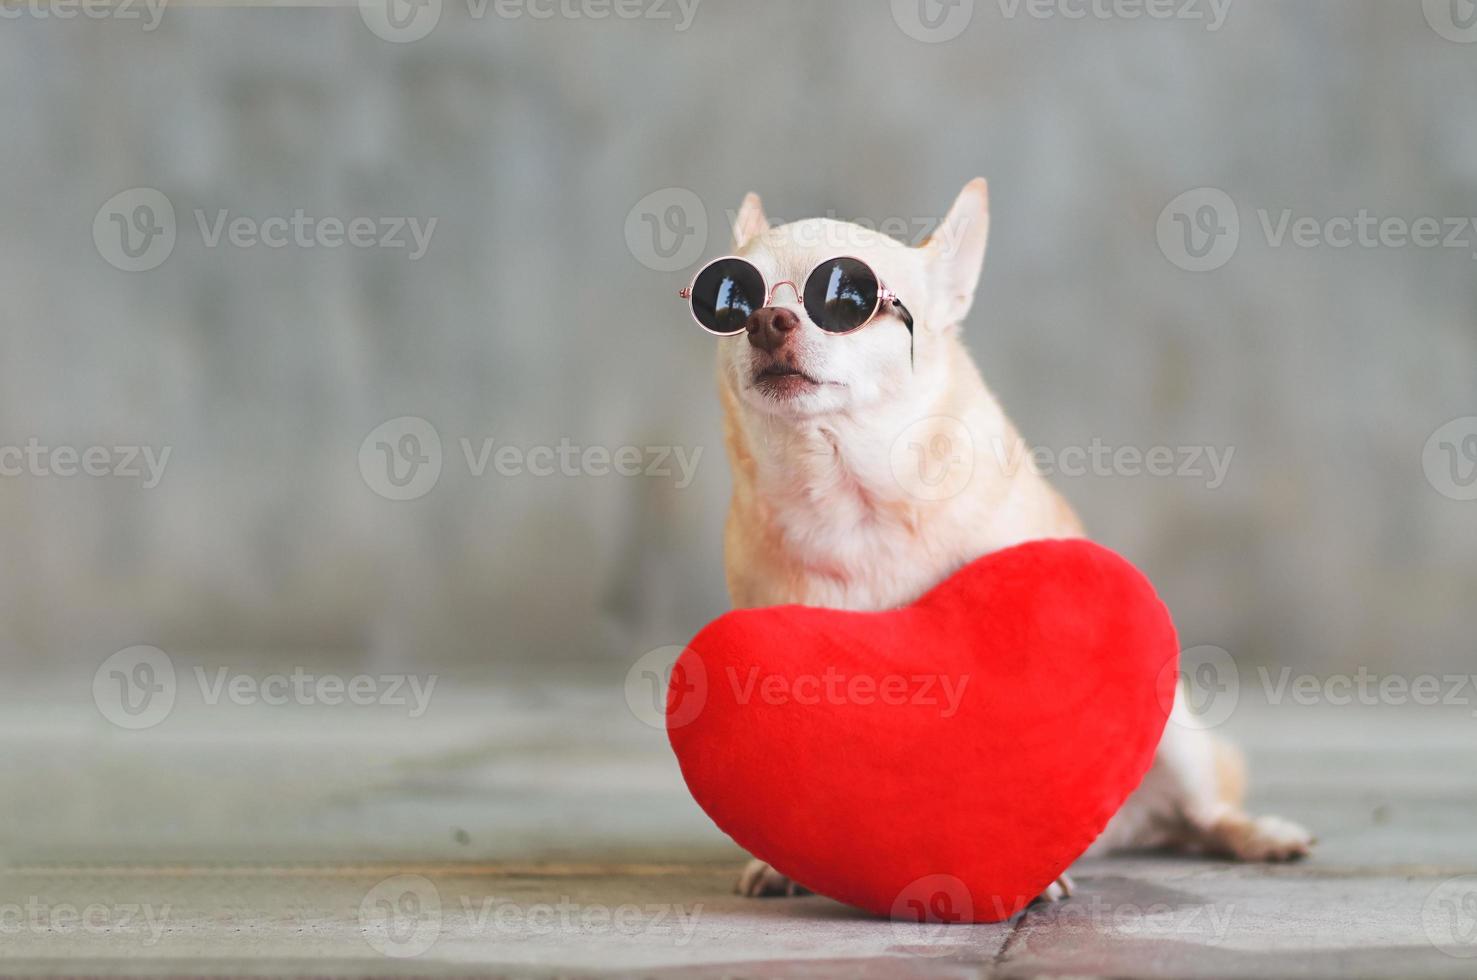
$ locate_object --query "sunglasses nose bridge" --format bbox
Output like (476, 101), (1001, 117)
(766, 280), (802, 305)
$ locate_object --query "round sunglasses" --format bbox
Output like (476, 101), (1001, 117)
(678, 255), (915, 341)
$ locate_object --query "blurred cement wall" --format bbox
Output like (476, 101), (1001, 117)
(0, 0), (1473, 676)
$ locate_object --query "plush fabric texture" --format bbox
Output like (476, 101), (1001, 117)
(666, 538), (1177, 923)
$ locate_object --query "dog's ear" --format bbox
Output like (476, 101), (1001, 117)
(920, 178), (990, 328)
(732, 192), (770, 250)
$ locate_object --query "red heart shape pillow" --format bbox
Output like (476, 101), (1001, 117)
(667, 538), (1176, 922)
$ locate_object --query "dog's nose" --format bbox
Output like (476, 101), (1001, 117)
(746, 307), (801, 354)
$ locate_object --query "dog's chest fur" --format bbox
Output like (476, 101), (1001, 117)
(721, 365), (1087, 613)
(723, 414), (1072, 613)
(759, 433), (947, 610)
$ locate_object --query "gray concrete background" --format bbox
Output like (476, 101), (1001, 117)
(0, 0), (1472, 680)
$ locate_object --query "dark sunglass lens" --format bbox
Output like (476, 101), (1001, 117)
(690, 259), (765, 334)
(804, 257), (879, 333)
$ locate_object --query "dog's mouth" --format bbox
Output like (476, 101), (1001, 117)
(751, 363), (836, 397)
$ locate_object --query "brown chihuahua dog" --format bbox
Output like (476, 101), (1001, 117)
(689, 180), (1313, 900)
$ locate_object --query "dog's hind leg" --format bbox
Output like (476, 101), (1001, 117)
(1181, 733), (1315, 861)
(1089, 692), (1314, 861)
(1152, 698), (1315, 861)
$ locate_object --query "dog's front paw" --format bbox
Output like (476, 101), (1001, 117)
(1217, 814), (1315, 862)
(735, 858), (810, 897)
(1031, 874), (1075, 905)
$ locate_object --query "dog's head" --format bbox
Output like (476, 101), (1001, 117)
(714, 179), (991, 420)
